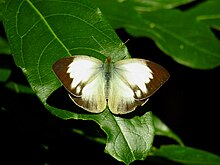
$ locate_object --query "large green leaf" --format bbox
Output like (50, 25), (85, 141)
(96, 0), (220, 69)
(187, 0), (220, 30)
(3, 0), (155, 164)
(152, 145), (220, 164)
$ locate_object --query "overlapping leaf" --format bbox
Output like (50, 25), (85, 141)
(96, 0), (220, 69)
(153, 145), (220, 164)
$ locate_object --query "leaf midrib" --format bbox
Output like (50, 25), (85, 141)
(112, 116), (136, 162)
(26, 0), (71, 56)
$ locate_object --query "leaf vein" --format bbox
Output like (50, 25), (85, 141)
(113, 117), (136, 161)
(44, 13), (116, 46)
(37, 37), (56, 86)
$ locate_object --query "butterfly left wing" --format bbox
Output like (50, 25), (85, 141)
(108, 58), (169, 114)
(52, 55), (106, 113)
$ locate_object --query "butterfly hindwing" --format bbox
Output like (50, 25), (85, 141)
(52, 56), (106, 113)
(107, 69), (149, 114)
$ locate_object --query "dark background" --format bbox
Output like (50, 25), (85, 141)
(1, 1), (220, 164)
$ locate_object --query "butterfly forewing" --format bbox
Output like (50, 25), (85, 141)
(107, 59), (169, 114)
(144, 60), (170, 96)
(52, 56), (106, 113)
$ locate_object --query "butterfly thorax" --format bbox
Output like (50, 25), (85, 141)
(104, 57), (113, 99)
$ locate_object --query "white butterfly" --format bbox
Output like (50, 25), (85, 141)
(52, 55), (169, 114)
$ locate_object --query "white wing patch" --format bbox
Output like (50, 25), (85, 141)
(67, 57), (102, 91)
(114, 59), (153, 98)
(108, 71), (146, 114)
(69, 70), (106, 113)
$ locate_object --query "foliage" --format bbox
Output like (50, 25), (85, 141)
(1, 0), (220, 164)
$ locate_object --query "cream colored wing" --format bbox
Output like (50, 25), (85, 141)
(52, 55), (106, 113)
(108, 58), (169, 114)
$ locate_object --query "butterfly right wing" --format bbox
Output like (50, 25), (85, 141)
(108, 58), (169, 114)
(52, 55), (106, 113)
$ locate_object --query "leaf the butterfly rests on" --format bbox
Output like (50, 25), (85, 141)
(52, 55), (169, 114)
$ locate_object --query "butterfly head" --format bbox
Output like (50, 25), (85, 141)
(106, 56), (112, 64)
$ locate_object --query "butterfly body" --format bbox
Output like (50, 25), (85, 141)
(52, 55), (169, 114)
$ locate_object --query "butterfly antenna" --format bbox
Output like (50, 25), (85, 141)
(119, 39), (130, 48)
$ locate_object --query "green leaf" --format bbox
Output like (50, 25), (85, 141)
(96, 0), (220, 69)
(5, 81), (34, 94)
(3, 0), (155, 164)
(0, 0), (6, 21)
(0, 68), (11, 82)
(187, 0), (220, 30)
(0, 37), (11, 54)
(103, 111), (154, 164)
(153, 115), (184, 146)
(4, 0), (129, 100)
(130, 0), (194, 12)
(72, 128), (107, 145)
(152, 145), (220, 165)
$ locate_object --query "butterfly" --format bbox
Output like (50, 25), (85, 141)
(52, 55), (169, 114)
